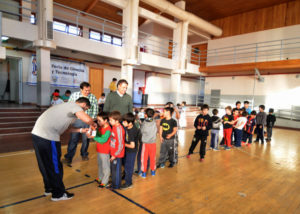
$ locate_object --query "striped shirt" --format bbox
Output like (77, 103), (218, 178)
(69, 91), (98, 119)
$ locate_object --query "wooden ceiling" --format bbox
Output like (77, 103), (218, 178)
(54, 0), (295, 25)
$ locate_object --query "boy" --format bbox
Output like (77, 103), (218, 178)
(121, 113), (139, 189)
(61, 90), (71, 102)
(157, 107), (178, 168)
(140, 108), (157, 178)
(109, 111), (125, 189)
(88, 112), (111, 188)
(243, 101), (252, 115)
(255, 105), (267, 144)
(242, 111), (256, 147)
(98, 93), (106, 111)
(51, 92), (64, 106)
(222, 106), (235, 150)
(210, 109), (222, 151)
(232, 108), (240, 145)
(233, 111), (247, 147)
(187, 104), (212, 161)
(266, 108), (276, 141)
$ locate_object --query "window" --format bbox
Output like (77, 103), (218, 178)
(53, 21), (67, 32)
(30, 14), (36, 24)
(68, 25), (81, 36)
(53, 19), (82, 37)
(102, 34), (112, 43)
(89, 31), (101, 41)
(113, 37), (122, 46)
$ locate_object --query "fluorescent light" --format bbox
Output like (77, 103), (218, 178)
(1, 36), (9, 41)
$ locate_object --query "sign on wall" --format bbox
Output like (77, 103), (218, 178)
(27, 55), (88, 88)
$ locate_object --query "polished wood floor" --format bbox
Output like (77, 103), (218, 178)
(1, 128), (300, 214)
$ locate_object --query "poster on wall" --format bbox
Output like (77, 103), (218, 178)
(27, 55), (88, 88)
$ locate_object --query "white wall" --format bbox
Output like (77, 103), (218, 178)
(205, 74), (300, 109)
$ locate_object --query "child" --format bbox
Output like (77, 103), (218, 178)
(210, 109), (222, 151)
(242, 110), (257, 146)
(61, 90), (71, 102)
(138, 108), (145, 122)
(243, 101), (252, 115)
(222, 106), (235, 150)
(187, 104), (212, 161)
(121, 113), (139, 190)
(98, 93), (106, 111)
(255, 105), (267, 144)
(89, 112), (111, 188)
(108, 111), (125, 189)
(140, 108), (157, 178)
(51, 92), (64, 106)
(157, 107), (178, 168)
(234, 111), (247, 147)
(266, 108), (276, 141)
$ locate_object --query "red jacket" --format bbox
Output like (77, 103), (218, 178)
(110, 124), (125, 158)
(95, 125), (111, 154)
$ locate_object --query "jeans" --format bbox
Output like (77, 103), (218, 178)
(210, 129), (219, 149)
(64, 119), (90, 160)
(267, 127), (273, 139)
(234, 129), (243, 147)
(242, 132), (253, 143)
(124, 152), (136, 185)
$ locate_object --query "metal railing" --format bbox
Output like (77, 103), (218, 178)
(53, 2), (126, 46)
(187, 37), (300, 66)
(276, 106), (300, 121)
(138, 30), (177, 58)
(0, 0), (37, 24)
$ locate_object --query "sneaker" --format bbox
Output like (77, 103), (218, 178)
(168, 163), (174, 168)
(82, 156), (89, 161)
(157, 164), (165, 169)
(44, 190), (52, 196)
(247, 143), (251, 147)
(51, 191), (74, 202)
(141, 172), (146, 178)
(254, 140), (259, 143)
(137, 171), (142, 176)
(134, 170), (139, 174)
(200, 158), (204, 162)
(120, 183), (133, 190)
(95, 178), (101, 184)
(98, 183), (108, 188)
(62, 157), (72, 164)
(213, 148), (220, 151)
(151, 170), (156, 176)
(225, 147), (231, 150)
(186, 154), (191, 159)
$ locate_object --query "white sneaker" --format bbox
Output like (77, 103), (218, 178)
(51, 192), (74, 201)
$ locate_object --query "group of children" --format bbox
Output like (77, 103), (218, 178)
(87, 106), (179, 190)
(187, 101), (276, 161)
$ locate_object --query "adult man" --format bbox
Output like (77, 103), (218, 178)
(32, 97), (96, 201)
(104, 79), (133, 115)
(63, 82), (98, 163)
(109, 78), (117, 92)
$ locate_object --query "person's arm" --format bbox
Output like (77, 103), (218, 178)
(166, 127), (177, 139)
(75, 111), (96, 127)
(112, 126), (124, 157)
(174, 108), (180, 120)
(159, 125), (163, 143)
(125, 141), (135, 148)
(103, 94), (111, 113)
(194, 115), (199, 129)
(93, 130), (111, 144)
(207, 117), (212, 131)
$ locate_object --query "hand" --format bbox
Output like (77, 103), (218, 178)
(160, 137), (163, 143)
(197, 126), (201, 129)
(202, 127), (206, 130)
(81, 128), (89, 133)
(110, 156), (116, 162)
(91, 123), (97, 129)
(86, 131), (93, 139)
(166, 134), (171, 139)
(259, 125), (262, 128)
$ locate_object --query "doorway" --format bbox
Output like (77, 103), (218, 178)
(0, 57), (22, 104)
(89, 67), (104, 99)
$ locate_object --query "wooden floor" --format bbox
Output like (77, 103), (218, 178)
(1, 128), (300, 214)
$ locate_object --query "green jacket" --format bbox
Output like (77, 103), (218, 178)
(103, 92), (133, 115)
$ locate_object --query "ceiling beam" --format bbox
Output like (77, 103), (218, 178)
(189, 26), (211, 40)
(99, 0), (128, 9)
(84, 0), (99, 13)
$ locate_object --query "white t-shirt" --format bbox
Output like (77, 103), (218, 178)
(98, 97), (106, 104)
(51, 98), (64, 106)
(235, 117), (247, 130)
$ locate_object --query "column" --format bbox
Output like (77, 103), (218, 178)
(122, 0), (139, 96)
(170, 1), (188, 104)
(34, 0), (56, 106)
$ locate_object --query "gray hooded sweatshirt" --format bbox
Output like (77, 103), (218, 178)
(141, 118), (157, 143)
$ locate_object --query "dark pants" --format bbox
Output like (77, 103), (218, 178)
(111, 158), (122, 189)
(243, 132), (253, 143)
(188, 134), (207, 159)
(256, 125), (264, 143)
(267, 127), (273, 140)
(158, 139), (175, 164)
(235, 129), (243, 147)
(32, 134), (65, 198)
(64, 120), (90, 161)
(124, 152), (136, 185)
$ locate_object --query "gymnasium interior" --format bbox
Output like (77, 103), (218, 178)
(1, 0), (300, 213)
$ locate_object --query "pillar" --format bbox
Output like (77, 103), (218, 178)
(34, 0), (56, 106)
(170, 1), (188, 104)
(122, 0), (139, 96)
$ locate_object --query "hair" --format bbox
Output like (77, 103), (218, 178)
(80, 82), (90, 89)
(101, 93), (105, 97)
(123, 113), (135, 124)
(259, 105), (265, 110)
(225, 106), (232, 111)
(269, 108), (274, 113)
(145, 108), (155, 118)
(166, 102), (174, 106)
(117, 79), (128, 87)
(232, 108), (238, 112)
(109, 111), (122, 122)
(241, 111), (247, 117)
(54, 89), (60, 93)
(113, 78), (117, 81)
(75, 97), (91, 107)
(98, 112), (109, 121)
(244, 101), (249, 104)
(65, 90), (71, 94)
(236, 101), (241, 106)
(212, 109), (218, 115)
(177, 103), (181, 107)
(251, 110), (257, 115)
(164, 107), (174, 115)
(201, 104), (209, 111)
(182, 101), (186, 106)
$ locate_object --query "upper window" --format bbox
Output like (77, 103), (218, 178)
(113, 37), (122, 46)
(53, 20), (82, 36)
(102, 34), (112, 43)
(89, 31), (101, 41)
(89, 30), (122, 46)
(53, 21), (67, 32)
